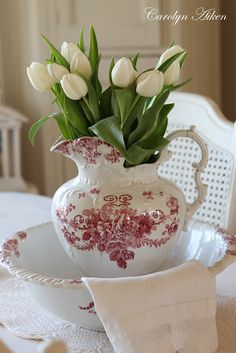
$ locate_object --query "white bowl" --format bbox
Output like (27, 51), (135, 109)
(0, 221), (235, 331)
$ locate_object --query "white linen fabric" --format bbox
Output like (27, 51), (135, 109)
(82, 261), (218, 353)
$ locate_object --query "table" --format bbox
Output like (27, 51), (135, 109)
(0, 192), (51, 353)
(0, 192), (236, 352)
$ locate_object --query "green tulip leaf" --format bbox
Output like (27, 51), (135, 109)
(82, 75), (101, 121)
(41, 34), (70, 70)
(122, 96), (146, 138)
(29, 112), (73, 145)
(109, 57), (115, 86)
(62, 95), (90, 135)
(179, 52), (187, 68)
(115, 88), (132, 128)
(168, 40), (175, 48)
(130, 53), (139, 69)
(111, 88), (120, 120)
(45, 52), (56, 64)
(125, 144), (161, 166)
(137, 134), (169, 150)
(89, 26), (99, 71)
(78, 27), (85, 52)
(91, 53), (102, 97)
(80, 99), (94, 124)
(89, 115), (127, 156)
(158, 51), (185, 73)
(138, 103), (174, 146)
(100, 86), (112, 117)
(127, 90), (170, 146)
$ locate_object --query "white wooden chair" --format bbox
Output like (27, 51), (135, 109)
(0, 105), (29, 192)
(159, 92), (236, 233)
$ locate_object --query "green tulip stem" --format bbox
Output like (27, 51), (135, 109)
(51, 86), (75, 139)
(81, 96), (95, 124)
(128, 95), (141, 117)
(122, 95), (141, 132)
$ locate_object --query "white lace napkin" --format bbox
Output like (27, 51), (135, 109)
(82, 260), (218, 353)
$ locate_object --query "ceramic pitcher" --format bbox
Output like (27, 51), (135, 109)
(51, 126), (208, 277)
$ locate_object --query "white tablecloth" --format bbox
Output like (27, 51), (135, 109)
(0, 192), (52, 353)
(0, 192), (236, 352)
(0, 192), (52, 238)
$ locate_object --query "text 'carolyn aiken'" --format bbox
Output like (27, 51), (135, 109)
(145, 7), (227, 25)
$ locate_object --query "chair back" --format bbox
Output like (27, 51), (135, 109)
(0, 105), (27, 191)
(159, 92), (236, 232)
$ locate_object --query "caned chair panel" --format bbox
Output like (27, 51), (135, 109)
(0, 105), (28, 191)
(159, 92), (236, 233)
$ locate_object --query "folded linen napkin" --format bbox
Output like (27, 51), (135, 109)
(82, 260), (218, 353)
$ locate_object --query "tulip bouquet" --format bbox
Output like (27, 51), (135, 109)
(27, 27), (189, 166)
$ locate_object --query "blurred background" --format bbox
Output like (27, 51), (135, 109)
(0, 0), (235, 196)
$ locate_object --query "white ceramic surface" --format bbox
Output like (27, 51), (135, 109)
(51, 129), (208, 278)
(1, 221), (236, 331)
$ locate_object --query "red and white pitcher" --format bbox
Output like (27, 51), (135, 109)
(51, 126), (208, 277)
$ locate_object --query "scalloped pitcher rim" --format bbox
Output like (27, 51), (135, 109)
(50, 136), (162, 173)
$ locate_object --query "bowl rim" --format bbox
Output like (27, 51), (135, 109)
(1, 221), (236, 288)
(0, 221), (84, 289)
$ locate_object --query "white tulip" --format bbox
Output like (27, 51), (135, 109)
(27, 62), (54, 91)
(70, 51), (92, 79)
(158, 45), (184, 65)
(61, 42), (80, 63)
(136, 70), (164, 97)
(111, 57), (136, 88)
(61, 73), (88, 100)
(47, 63), (69, 83)
(159, 45), (184, 85)
(163, 61), (180, 85)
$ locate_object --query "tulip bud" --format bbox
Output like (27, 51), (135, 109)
(163, 61), (180, 85)
(159, 45), (184, 85)
(61, 42), (80, 63)
(70, 51), (92, 79)
(60, 73), (88, 100)
(158, 45), (184, 65)
(47, 63), (69, 83)
(136, 70), (164, 97)
(111, 57), (136, 88)
(27, 62), (54, 91)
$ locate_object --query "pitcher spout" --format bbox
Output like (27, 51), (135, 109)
(50, 136), (125, 168)
(50, 139), (75, 159)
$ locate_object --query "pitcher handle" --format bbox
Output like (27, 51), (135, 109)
(164, 125), (208, 228)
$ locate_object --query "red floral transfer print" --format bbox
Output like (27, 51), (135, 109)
(90, 188), (100, 194)
(217, 228), (236, 256)
(55, 140), (71, 155)
(79, 301), (96, 315)
(0, 231), (27, 263)
(17, 231), (27, 240)
(72, 138), (102, 164)
(143, 191), (154, 200)
(104, 148), (122, 163)
(103, 194), (133, 208)
(55, 138), (122, 164)
(56, 194), (180, 269)
(78, 192), (86, 199)
(166, 195), (179, 215)
(68, 279), (82, 284)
